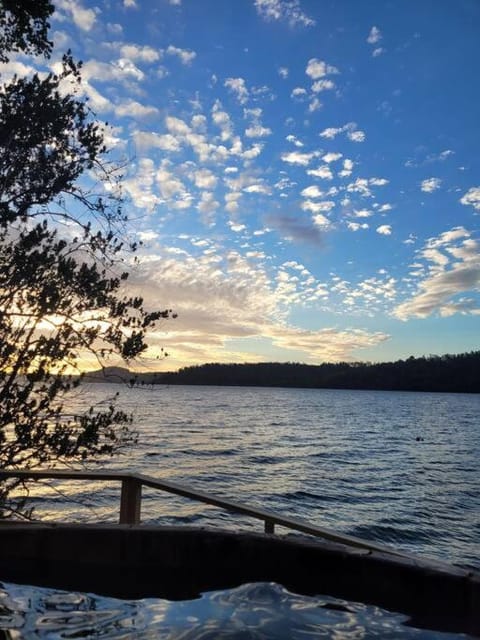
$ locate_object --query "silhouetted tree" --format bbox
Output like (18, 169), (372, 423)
(0, 0), (53, 62)
(0, 1), (172, 517)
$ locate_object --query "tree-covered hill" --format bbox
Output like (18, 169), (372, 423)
(94, 351), (480, 393)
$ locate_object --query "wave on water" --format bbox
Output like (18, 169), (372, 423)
(349, 523), (437, 545)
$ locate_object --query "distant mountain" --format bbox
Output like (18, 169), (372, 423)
(82, 366), (166, 386)
(83, 366), (140, 384)
(80, 351), (479, 393)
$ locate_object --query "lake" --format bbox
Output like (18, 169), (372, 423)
(25, 384), (480, 571)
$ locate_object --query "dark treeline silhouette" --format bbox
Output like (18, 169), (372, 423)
(156, 351), (479, 393)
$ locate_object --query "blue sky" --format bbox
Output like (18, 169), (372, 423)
(5, 0), (480, 370)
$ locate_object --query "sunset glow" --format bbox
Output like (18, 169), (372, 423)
(4, 0), (479, 371)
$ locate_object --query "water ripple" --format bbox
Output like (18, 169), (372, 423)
(24, 385), (480, 570)
(0, 581), (469, 639)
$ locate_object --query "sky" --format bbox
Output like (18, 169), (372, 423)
(5, 0), (480, 370)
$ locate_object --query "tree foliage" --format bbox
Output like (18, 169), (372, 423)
(0, 0), (53, 62)
(0, 1), (172, 517)
(159, 351), (480, 394)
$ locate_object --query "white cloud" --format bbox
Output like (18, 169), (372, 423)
(311, 79), (335, 92)
(157, 66), (169, 79)
(427, 227), (470, 247)
(281, 151), (315, 166)
(291, 87), (307, 99)
(338, 158), (354, 177)
(320, 122), (365, 142)
(354, 209), (372, 218)
(322, 152), (342, 163)
(305, 58), (339, 79)
(302, 200), (335, 213)
(439, 149), (454, 160)
(347, 178), (372, 197)
(347, 129), (366, 142)
(244, 106), (262, 118)
(369, 177), (388, 186)
(115, 99), (159, 119)
(191, 114), (207, 131)
(156, 164), (188, 200)
(394, 230), (480, 320)
(212, 108), (233, 141)
(166, 116), (191, 136)
(82, 58), (145, 85)
(133, 131), (181, 153)
(367, 26), (382, 44)
(166, 45), (196, 65)
(378, 203), (392, 212)
(225, 77), (249, 104)
(308, 97), (322, 112)
(348, 222), (369, 231)
(77, 81), (112, 113)
(194, 168), (218, 190)
(137, 230), (159, 242)
(372, 47), (384, 57)
(313, 214), (330, 227)
(120, 44), (160, 62)
(0, 60), (35, 80)
(241, 142), (264, 160)
(228, 221), (247, 233)
(460, 186), (480, 211)
(245, 124), (272, 138)
(244, 182), (271, 195)
(286, 134), (304, 147)
(301, 185), (324, 198)
(275, 175), (296, 192)
(405, 149), (455, 168)
(319, 126), (343, 139)
(251, 84), (273, 99)
(123, 0), (137, 7)
(254, 0), (315, 28)
(376, 225), (392, 235)
(278, 67), (289, 78)
(107, 22), (123, 34)
(307, 165), (333, 180)
(122, 157), (159, 212)
(422, 248), (449, 267)
(131, 248), (389, 366)
(421, 177), (442, 193)
(198, 192), (220, 221)
(225, 192), (242, 213)
(56, 0), (96, 30)
(115, 58), (144, 81)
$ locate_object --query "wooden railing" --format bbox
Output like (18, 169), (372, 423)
(0, 469), (411, 559)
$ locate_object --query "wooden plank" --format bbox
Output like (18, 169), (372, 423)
(264, 519), (275, 534)
(119, 477), (142, 525)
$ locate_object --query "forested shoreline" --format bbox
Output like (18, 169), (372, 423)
(87, 351), (480, 393)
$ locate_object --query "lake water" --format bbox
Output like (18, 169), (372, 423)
(25, 384), (480, 571)
(0, 580), (468, 639)
(4, 385), (479, 638)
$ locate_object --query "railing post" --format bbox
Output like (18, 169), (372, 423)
(119, 477), (142, 524)
(264, 519), (275, 534)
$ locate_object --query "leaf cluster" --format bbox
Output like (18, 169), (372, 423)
(0, 0), (54, 62)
